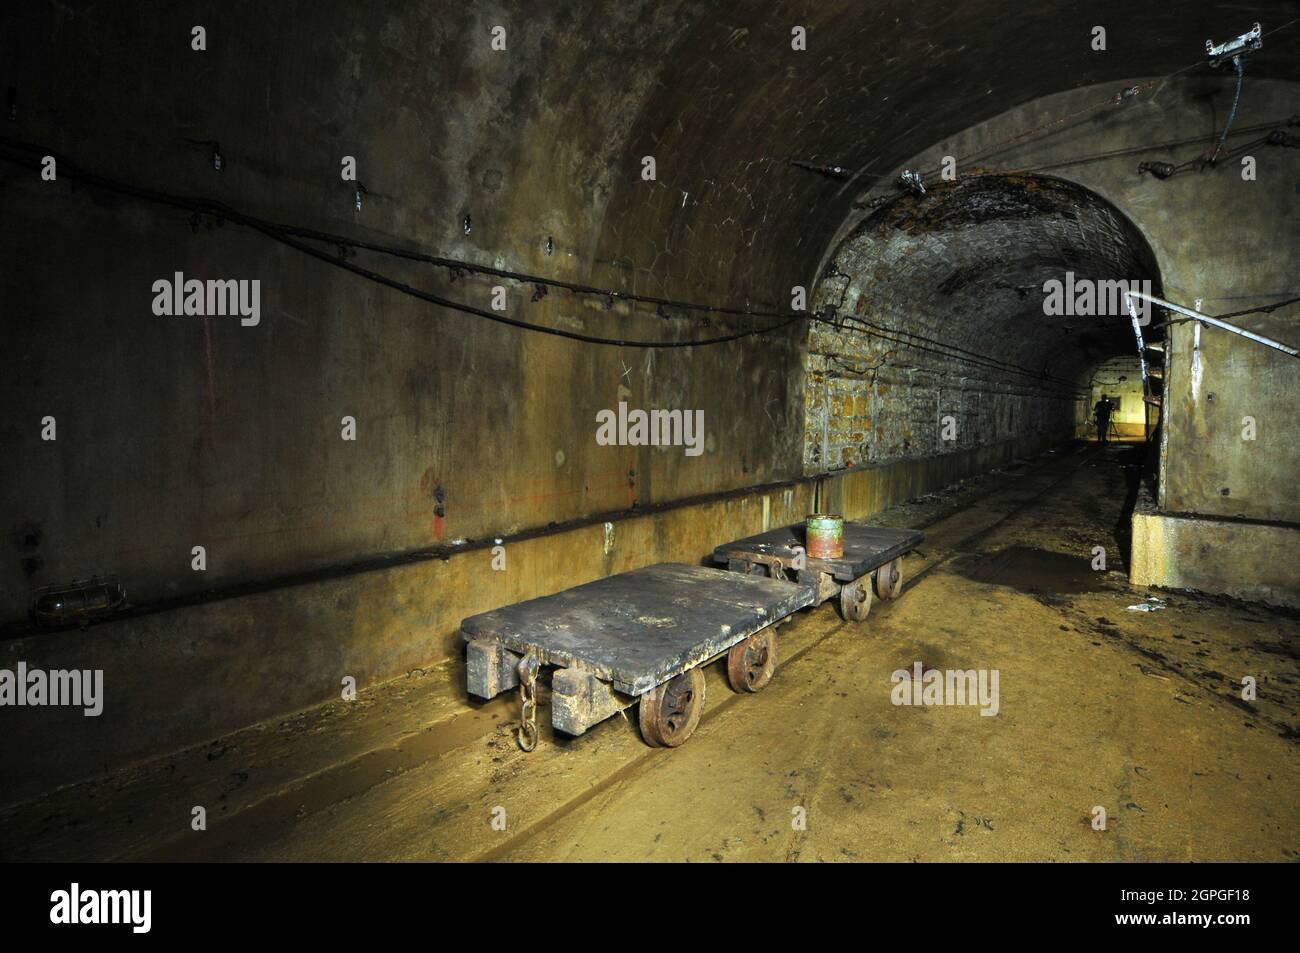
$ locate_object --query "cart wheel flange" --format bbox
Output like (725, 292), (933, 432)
(727, 627), (778, 692)
(875, 557), (904, 599)
(639, 668), (706, 747)
(839, 577), (873, 622)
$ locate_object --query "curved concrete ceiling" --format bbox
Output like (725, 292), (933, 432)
(590, 2), (1299, 309)
(819, 174), (1163, 381)
(8, 2), (1294, 318)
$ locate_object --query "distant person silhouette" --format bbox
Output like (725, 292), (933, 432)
(1094, 397), (1114, 444)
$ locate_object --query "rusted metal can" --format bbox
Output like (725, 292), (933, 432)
(805, 514), (844, 559)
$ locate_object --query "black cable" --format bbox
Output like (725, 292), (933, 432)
(1216, 295), (1300, 321)
(280, 190), (1186, 389)
(912, 117), (1291, 183)
(241, 209), (1086, 382)
(1208, 55), (1245, 164)
(1, 138), (1092, 381)
(0, 140), (803, 349)
(834, 313), (1086, 391)
(276, 222), (794, 322)
(816, 18), (1300, 192)
(252, 219), (809, 348)
(833, 320), (1088, 397)
(3, 138), (797, 324)
(934, 22), (1300, 181)
(1017, 125), (1282, 176)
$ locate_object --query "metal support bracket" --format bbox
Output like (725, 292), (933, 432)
(1128, 290), (1299, 358)
(552, 667), (633, 737)
(1207, 22), (1261, 68)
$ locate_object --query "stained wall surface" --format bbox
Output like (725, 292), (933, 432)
(5, 4), (1297, 619)
(1, 2), (1297, 798)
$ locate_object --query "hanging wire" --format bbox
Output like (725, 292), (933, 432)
(1208, 54), (1245, 164)
(1, 137), (1099, 386)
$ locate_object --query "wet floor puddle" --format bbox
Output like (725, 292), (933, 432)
(951, 545), (1106, 597)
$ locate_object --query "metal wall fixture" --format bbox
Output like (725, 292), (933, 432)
(899, 169), (926, 195)
(1138, 161), (1176, 179)
(1206, 22), (1262, 67)
(30, 576), (128, 629)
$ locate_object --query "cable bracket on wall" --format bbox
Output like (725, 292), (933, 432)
(1206, 22), (1262, 68)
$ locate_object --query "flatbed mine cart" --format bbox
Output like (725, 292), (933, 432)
(713, 521), (923, 622)
(461, 562), (815, 750)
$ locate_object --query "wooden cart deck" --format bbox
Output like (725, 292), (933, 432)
(461, 562), (814, 697)
(713, 522), (924, 581)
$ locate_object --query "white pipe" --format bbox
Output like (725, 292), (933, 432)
(1125, 294), (1150, 392)
(1126, 290), (1299, 358)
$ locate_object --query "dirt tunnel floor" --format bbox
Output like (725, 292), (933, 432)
(3, 442), (1298, 862)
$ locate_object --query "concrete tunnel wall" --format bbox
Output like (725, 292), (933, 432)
(1, 2), (1298, 800)
(6, 3), (1299, 620)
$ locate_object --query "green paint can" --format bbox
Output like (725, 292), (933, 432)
(805, 514), (844, 559)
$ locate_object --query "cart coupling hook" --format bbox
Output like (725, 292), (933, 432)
(516, 653), (541, 752)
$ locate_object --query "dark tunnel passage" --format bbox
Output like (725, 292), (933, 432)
(825, 175), (1161, 376)
(804, 174), (1161, 471)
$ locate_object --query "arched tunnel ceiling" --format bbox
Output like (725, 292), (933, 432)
(818, 174), (1163, 381)
(7, 1), (1296, 318)
(592, 1), (1300, 307)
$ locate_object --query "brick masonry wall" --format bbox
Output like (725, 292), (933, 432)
(804, 328), (1081, 471)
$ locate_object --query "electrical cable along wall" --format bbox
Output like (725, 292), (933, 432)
(1, 4), (1297, 619)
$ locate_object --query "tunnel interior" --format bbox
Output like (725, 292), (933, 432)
(805, 173), (1163, 470)
(1, 2), (1298, 869)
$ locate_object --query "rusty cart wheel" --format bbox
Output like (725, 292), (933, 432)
(727, 627), (778, 693)
(639, 668), (706, 747)
(874, 557), (904, 599)
(838, 576), (873, 622)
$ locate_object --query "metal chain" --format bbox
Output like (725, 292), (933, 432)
(516, 653), (540, 752)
